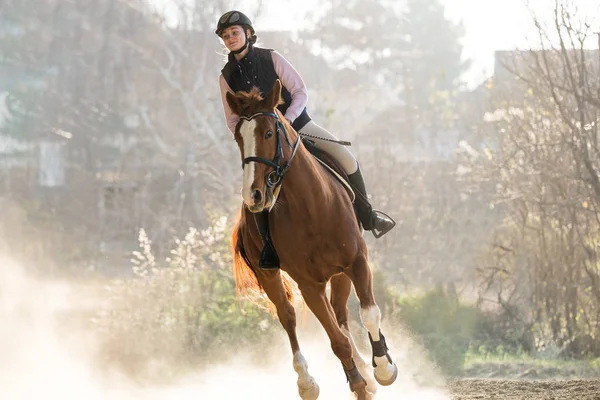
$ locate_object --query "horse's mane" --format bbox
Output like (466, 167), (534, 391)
(235, 87), (263, 102)
(233, 87), (284, 117)
(234, 88), (264, 117)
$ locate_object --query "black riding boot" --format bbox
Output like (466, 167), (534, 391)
(253, 210), (280, 269)
(347, 165), (396, 238)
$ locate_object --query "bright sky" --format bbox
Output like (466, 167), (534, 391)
(256, 0), (599, 87)
(150, 0), (599, 87)
(442, 0), (538, 85)
(441, 0), (600, 86)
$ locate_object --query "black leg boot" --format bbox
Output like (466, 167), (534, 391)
(253, 210), (280, 269)
(347, 165), (396, 238)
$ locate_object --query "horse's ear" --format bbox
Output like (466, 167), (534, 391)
(226, 91), (241, 116)
(264, 80), (283, 109)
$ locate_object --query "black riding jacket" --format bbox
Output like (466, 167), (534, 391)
(221, 46), (311, 132)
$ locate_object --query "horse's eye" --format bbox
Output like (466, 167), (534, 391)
(265, 131), (273, 139)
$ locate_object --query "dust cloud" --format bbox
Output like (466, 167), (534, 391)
(0, 255), (449, 400)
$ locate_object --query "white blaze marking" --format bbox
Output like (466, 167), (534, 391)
(240, 120), (257, 206)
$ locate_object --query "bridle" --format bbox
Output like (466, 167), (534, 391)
(240, 111), (301, 190)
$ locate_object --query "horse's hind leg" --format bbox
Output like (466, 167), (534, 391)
(346, 256), (398, 386)
(298, 281), (371, 400)
(330, 274), (378, 394)
(256, 270), (319, 400)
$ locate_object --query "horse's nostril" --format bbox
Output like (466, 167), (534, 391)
(251, 189), (262, 204)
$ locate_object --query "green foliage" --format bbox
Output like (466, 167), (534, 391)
(93, 218), (279, 380)
(388, 288), (482, 376)
(464, 345), (529, 364)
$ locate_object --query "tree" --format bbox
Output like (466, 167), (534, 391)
(399, 0), (467, 140)
(470, 0), (600, 356)
(306, 0), (467, 139)
(0, 0), (250, 268)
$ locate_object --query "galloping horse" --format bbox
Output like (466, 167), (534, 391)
(228, 80), (397, 400)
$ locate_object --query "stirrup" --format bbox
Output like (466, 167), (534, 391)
(371, 210), (396, 239)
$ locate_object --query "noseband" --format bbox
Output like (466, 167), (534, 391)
(240, 112), (301, 189)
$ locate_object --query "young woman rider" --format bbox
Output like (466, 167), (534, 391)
(217, 10), (395, 268)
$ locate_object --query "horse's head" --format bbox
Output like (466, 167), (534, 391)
(226, 80), (299, 213)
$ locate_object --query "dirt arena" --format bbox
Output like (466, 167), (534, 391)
(448, 379), (600, 399)
(2, 257), (599, 400)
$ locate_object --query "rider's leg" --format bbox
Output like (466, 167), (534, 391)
(347, 164), (395, 236)
(298, 121), (395, 237)
(298, 121), (358, 173)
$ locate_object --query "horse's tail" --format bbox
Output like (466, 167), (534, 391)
(231, 211), (296, 310)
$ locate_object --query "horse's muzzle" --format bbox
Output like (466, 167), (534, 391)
(245, 187), (276, 213)
(251, 189), (262, 204)
(245, 188), (265, 213)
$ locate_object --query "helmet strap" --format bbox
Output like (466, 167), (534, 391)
(230, 35), (249, 55)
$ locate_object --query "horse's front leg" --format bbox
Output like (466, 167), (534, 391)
(330, 274), (378, 394)
(347, 255), (398, 387)
(298, 280), (372, 400)
(256, 269), (319, 400)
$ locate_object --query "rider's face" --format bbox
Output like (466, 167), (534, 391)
(221, 26), (248, 52)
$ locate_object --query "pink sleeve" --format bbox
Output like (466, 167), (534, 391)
(219, 75), (239, 135)
(271, 51), (308, 123)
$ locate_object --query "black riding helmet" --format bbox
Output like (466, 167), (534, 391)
(215, 10), (255, 36)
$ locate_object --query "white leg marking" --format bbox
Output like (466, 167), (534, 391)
(240, 120), (257, 206)
(341, 326), (378, 394)
(341, 326), (368, 367)
(360, 306), (397, 385)
(293, 351), (320, 400)
(360, 305), (381, 341)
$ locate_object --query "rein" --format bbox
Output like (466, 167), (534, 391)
(240, 112), (301, 189)
(299, 133), (351, 146)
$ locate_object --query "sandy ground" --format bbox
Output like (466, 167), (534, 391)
(2, 255), (599, 400)
(449, 379), (600, 399)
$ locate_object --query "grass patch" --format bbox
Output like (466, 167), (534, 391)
(463, 351), (600, 379)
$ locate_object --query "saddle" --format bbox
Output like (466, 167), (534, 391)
(301, 138), (395, 238)
(301, 138), (356, 203)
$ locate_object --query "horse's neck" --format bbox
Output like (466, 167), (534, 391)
(277, 146), (334, 212)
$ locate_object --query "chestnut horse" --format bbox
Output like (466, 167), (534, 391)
(228, 80), (397, 400)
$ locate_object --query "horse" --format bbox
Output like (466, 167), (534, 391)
(228, 80), (398, 400)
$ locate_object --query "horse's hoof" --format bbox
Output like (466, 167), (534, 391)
(298, 377), (320, 400)
(359, 364), (378, 394)
(374, 362), (398, 386)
